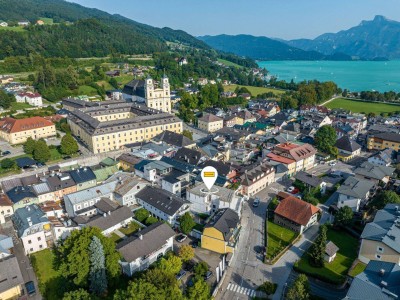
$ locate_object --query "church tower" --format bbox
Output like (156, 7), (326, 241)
(144, 75), (171, 113)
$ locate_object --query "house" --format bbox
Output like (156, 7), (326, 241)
(324, 241), (339, 263)
(274, 195), (320, 234)
(0, 194), (13, 224)
(186, 182), (243, 216)
(0, 255), (24, 300)
(294, 171), (326, 194)
(240, 162), (275, 197)
(367, 132), (400, 151)
(336, 176), (374, 212)
(134, 160), (173, 183)
(0, 117), (56, 144)
(354, 162), (395, 186)
(198, 113), (224, 133)
(18, 20), (30, 26)
(0, 235), (13, 258)
(178, 57), (188, 66)
(105, 70), (120, 77)
(345, 260), (400, 300)
(135, 186), (190, 225)
(236, 110), (256, 124)
(152, 130), (196, 149)
(6, 186), (39, 210)
(335, 136), (361, 162)
(368, 149), (396, 166)
(31, 182), (55, 204)
(117, 222), (175, 276)
(68, 167), (97, 191)
(201, 208), (241, 254)
(173, 147), (205, 166)
(197, 78), (208, 85)
(161, 169), (191, 197)
(300, 113), (332, 129)
(113, 177), (147, 206)
(12, 205), (52, 254)
(15, 92), (43, 107)
(224, 115), (241, 128)
(0, 21), (8, 27)
(117, 153), (142, 172)
(36, 19), (45, 25)
(46, 172), (77, 201)
(358, 204), (400, 265)
(199, 160), (237, 181)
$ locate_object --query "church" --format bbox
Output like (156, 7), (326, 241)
(122, 75), (171, 113)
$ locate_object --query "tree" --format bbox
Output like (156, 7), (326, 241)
(179, 212), (196, 235)
(158, 256), (182, 276)
(145, 216), (158, 226)
(314, 125), (337, 155)
(62, 289), (91, 300)
(194, 261), (209, 278)
(60, 134), (79, 155)
(187, 278), (211, 300)
(371, 191), (400, 210)
(179, 244), (194, 262)
(55, 227), (121, 288)
(109, 77), (119, 89)
(308, 225), (327, 267)
(23, 137), (36, 154)
(114, 279), (164, 300)
(89, 236), (108, 295)
(143, 268), (184, 300)
(134, 208), (150, 223)
(182, 130), (193, 140)
(33, 139), (51, 163)
(286, 274), (310, 300)
(334, 206), (353, 227)
(1, 158), (15, 169)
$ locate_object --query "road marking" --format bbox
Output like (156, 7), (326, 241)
(227, 283), (232, 290)
(226, 284), (256, 297)
(250, 290), (255, 297)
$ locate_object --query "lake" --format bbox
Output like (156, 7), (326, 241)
(257, 60), (400, 93)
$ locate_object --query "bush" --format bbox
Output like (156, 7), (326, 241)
(1, 158), (15, 169)
(134, 208), (150, 223)
(268, 197), (279, 211)
(257, 280), (277, 295)
(145, 216), (158, 226)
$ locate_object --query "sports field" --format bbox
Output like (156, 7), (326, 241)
(325, 98), (400, 114)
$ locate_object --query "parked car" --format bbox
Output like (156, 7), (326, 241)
(184, 260), (195, 272)
(329, 161), (337, 166)
(287, 186), (295, 193)
(176, 234), (187, 243)
(204, 271), (213, 280)
(25, 281), (36, 296)
(191, 240), (198, 248)
(63, 156), (71, 160)
(187, 277), (195, 287)
(253, 198), (260, 207)
(2, 150), (11, 156)
(176, 269), (187, 280)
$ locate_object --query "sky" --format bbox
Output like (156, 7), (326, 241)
(69, 0), (400, 40)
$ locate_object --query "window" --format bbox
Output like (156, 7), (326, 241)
(37, 237), (41, 241)
(39, 245), (43, 249)
(30, 248), (33, 252)
(377, 246), (384, 253)
(28, 240), (32, 244)
(376, 254), (382, 260)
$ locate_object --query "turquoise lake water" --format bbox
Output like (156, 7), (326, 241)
(257, 60), (400, 92)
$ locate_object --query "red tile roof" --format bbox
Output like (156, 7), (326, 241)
(267, 152), (295, 164)
(0, 194), (12, 207)
(274, 195), (320, 226)
(0, 117), (54, 133)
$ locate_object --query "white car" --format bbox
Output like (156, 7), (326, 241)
(287, 186), (295, 193)
(329, 161), (337, 166)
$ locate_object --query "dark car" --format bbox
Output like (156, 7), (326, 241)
(191, 240), (198, 248)
(187, 277), (195, 287)
(2, 151), (11, 156)
(184, 260), (195, 272)
(25, 281), (36, 296)
(204, 271), (213, 280)
(176, 269), (187, 280)
(63, 156), (72, 160)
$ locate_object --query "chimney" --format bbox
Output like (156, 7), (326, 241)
(380, 269), (385, 276)
(139, 234), (143, 240)
(108, 211), (111, 215)
(27, 217), (32, 226)
(103, 213), (107, 218)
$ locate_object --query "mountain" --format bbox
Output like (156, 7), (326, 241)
(0, 0), (209, 59)
(198, 34), (351, 61)
(287, 15), (400, 60)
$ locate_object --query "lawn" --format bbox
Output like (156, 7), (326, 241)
(325, 98), (400, 114)
(119, 221), (141, 236)
(295, 228), (359, 284)
(10, 102), (33, 110)
(115, 75), (134, 85)
(109, 233), (123, 244)
(97, 80), (114, 90)
(266, 220), (298, 260)
(224, 84), (284, 97)
(0, 26), (26, 32)
(348, 261), (367, 277)
(31, 249), (64, 299)
(217, 58), (242, 68)
(39, 17), (54, 25)
(78, 85), (98, 95)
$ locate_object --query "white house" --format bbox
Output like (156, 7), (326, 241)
(0, 194), (13, 224)
(113, 177), (148, 206)
(336, 176), (374, 212)
(0, 21), (8, 27)
(15, 92), (43, 107)
(117, 222), (175, 276)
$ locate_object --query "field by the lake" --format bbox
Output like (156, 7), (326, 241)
(325, 98), (400, 114)
(224, 84), (284, 96)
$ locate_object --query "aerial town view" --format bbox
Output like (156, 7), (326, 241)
(1, 0), (400, 299)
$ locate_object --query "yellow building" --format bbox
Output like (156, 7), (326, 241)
(68, 102), (182, 153)
(201, 208), (241, 254)
(198, 113), (223, 133)
(0, 256), (24, 300)
(0, 117), (56, 145)
(367, 132), (400, 151)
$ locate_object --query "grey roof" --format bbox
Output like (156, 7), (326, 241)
(152, 130), (194, 148)
(32, 182), (52, 196)
(114, 177), (145, 196)
(136, 186), (188, 216)
(206, 208), (240, 242)
(198, 160), (232, 177)
(1, 178), (22, 193)
(84, 206), (132, 231)
(335, 136), (361, 153)
(94, 198), (119, 213)
(188, 182), (235, 203)
(372, 132), (400, 143)
(12, 205), (49, 237)
(46, 173), (76, 191)
(173, 147), (203, 165)
(162, 169), (186, 184)
(336, 176), (374, 199)
(0, 235), (13, 255)
(122, 79), (145, 96)
(117, 222), (175, 262)
(325, 240), (339, 257)
(368, 149), (394, 165)
(240, 162), (274, 186)
(117, 153), (142, 165)
(294, 171), (323, 188)
(354, 162), (394, 181)
(21, 174), (41, 186)
(64, 181), (118, 205)
(0, 255), (24, 294)
(68, 167), (96, 184)
(345, 260), (400, 300)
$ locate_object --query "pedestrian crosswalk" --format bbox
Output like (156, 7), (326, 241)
(226, 283), (256, 297)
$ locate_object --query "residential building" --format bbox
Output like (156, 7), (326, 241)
(367, 132), (400, 151)
(6, 186), (39, 210)
(0, 255), (24, 300)
(134, 160), (173, 183)
(335, 136), (362, 162)
(186, 182), (243, 216)
(135, 186), (190, 225)
(359, 204), (400, 265)
(18, 20), (30, 26)
(117, 222), (175, 276)
(368, 149), (396, 166)
(354, 161), (394, 186)
(15, 92), (43, 107)
(31, 182), (54, 203)
(0, 116), (56, 144)
(67, 101), (182, 154)
(46, 172), (77, 201)
(198, 113), (224, 133)
(201, 208), (241, 254)
(117, 153), (142, 172)
(0, 194), (13, 224)
(113, 177), (148, 206)
(152, 130), (196, 149)
(236, 110), (256, 124)
(345, 260), (400, 300)
(12, 205), (52, 254)
(336, 176), (374, 212)
(240, 162), (275, 197)
(0, 235), (13, 258)
(173, 147), (206, 166)
(161, 169), (191, 197)
(324, 241), (339, 263)
(0, 21), (8, 27)
(274, 195), (320, 234)
(294, 171), (327, 194)
(68, 167), (97, 191)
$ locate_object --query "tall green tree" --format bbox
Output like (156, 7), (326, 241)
(314, 125), (337, 155)
(114, 279), (163, 300)
(179, 212), (196, 235)
(62, 289), (91, 300)
(0, 89), (16, 109)
(179, 244), (195, 262)
(371, 191), (400, 210)
(33, 139), (51, 163)
(60, 134), (79, 155)
(286, 274), (310, 300)
(1, 158), (15, 169)
(309, 225), (327, 267)
(158, 256), (182, 276)
(334, 206), (353, 227)
(23, 137), (36, 154)
(187, 278), (211, 300)
(134, 208), (150, 223)
(89, 236), (108, 295)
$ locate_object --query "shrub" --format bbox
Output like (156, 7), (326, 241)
(257, 280), (277, 295)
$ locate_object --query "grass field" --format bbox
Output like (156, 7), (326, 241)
(39, 17), (54, 25)
(115, 74), (134, 85)
(97, 80), (114, 90)
(10, 102), (33, 110)
(0, 26), (26, 32)
(78, 85), (98, 96)
(217, 58), (242, 68)
(119, 221), (141, 236)
(325, 98), (400, 114)
(295, 228), (358, 284)
(224, 84), (285, 97)
(348, 261), (367, 277)
(266, 220), (298, 259)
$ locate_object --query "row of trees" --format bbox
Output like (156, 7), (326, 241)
(0, 89), (16, 109)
